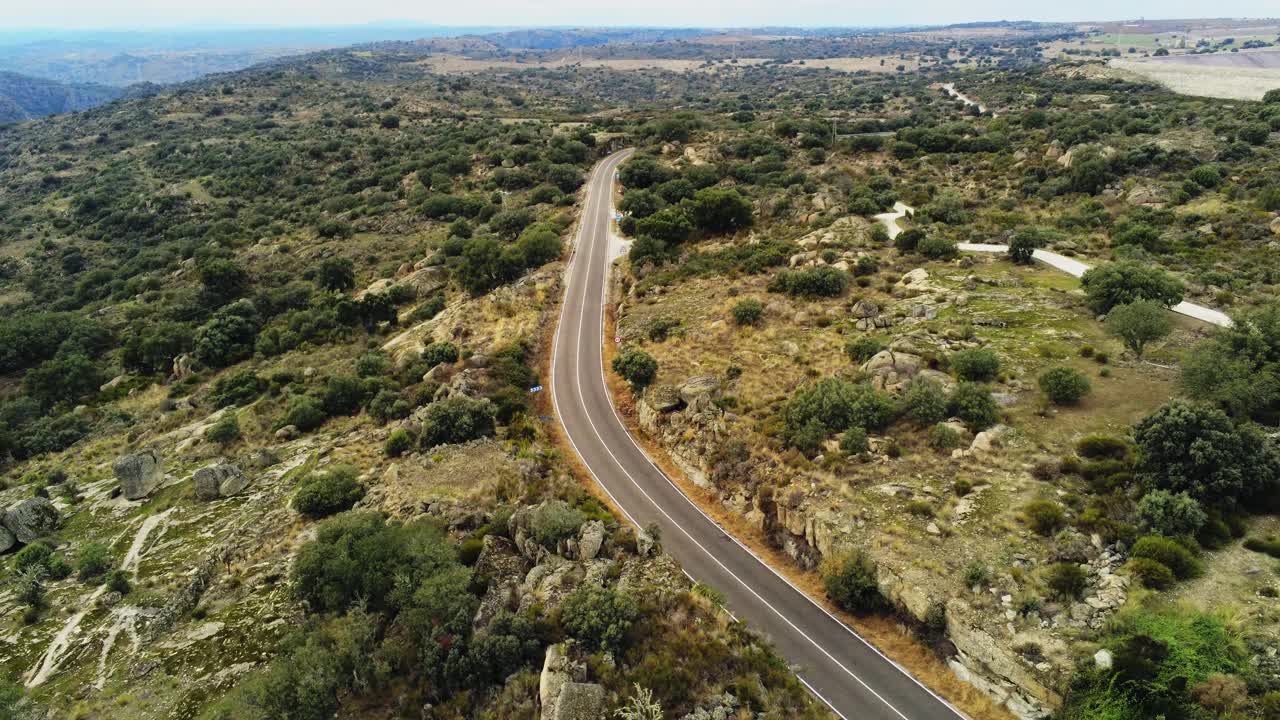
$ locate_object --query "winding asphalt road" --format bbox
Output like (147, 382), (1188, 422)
(551, 149), (967, 720)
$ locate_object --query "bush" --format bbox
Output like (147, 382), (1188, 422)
(1081, 261), (1185, 314)
(418, 396), (496, 449)
(205, 414), (241, 445)
(280, 396), (327, 432)
(76, 542), (111, 581)
(529, 501), (585, 549)
(687, 187), (753, 233)
(210, 370), (265, 408)
(1126, 557), (1176, 590)
(1045, 562), (1088, 599)
(950, 348), (1000, 381)
(317, 257), (356, 291)
(105, 570), (131, 595)
(1131, 535), (1201, 580)
(731, 299), (764, 326)
(781, 378), (892, 450)
(384, 428), (414, 458)
(322, 375), (366, 416)
(1106, 300), (1173, 358)
(823, 550), (882, 613)
(949, 382), (999, 432)
(561, 585), (639, 651)
(1008, 228), (1047, 264)
(767, 267), (849, 298)
(293, 466), (365, 519)
(1024, 500), (1065, 535)
(1242, 536), (1280, 559)
(421, 341), (459, 368)
(894, 228), (925, 253)
(1076, 434), (1129, 460)
(612, 349), (658, 392)
(928, 423), (962, 449)
(917, 235), (959, 260)
(845, 337), (883, 364)
(1134, 400), (1275, 507)
(901, 378), (948, 427)
(1039, 367), (1091, 405)
(1135, 490), (1207, 537)
(840, 427), (869, 455)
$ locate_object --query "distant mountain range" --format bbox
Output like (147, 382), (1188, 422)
(0, 71), (124, 124)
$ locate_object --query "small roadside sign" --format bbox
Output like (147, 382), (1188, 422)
(614, 336), (621, 344)
(529, 385), (544, 393)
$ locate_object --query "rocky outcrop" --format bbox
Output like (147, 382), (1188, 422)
(0, 526), (15, 553)
(114, 448), (164, 500)
(2, 497), (60, 544)
(540, 644), (600, 720)
(636, 376), (726, 489)
(551, 683), (605, 720)
(861, 350), (926, 392)
(192, 460), (250, 501)
(576, 520), (605, 562)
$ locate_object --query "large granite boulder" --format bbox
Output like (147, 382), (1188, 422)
(678, 375), (721, 413)
(551, 683), (605, 720)
(0, 527), (15, 553)
(192, 460), (250, 501)
(3, 497), (61, 543)
(577, 520), (605, 562)
(114, 448), (164, 500)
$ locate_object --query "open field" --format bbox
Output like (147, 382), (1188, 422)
(1111, 49), (1280, 99)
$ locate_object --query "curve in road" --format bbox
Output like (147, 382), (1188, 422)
(551, 149), (968, 720)
(874, 203), (1231, 328)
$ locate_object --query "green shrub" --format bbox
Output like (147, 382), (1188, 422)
(210, 370), (265, 408)
(1045, 562), (1088, 599)
(1126, 557), (1176, 590)
(105, 570), (131, 595)
(76, 542), (111, 581)
(840, 427), (869, 456)
(901, 378), (948, 427)
(612, 349), (658, 392)
(280, 396), (327, 432)
(845, 337), (883, 364)
(529, 501), (585, 549)
(781, 378), (892, 450)
(929, 423), (962, 449)
(1076, 434), (1129, 460)
(1135, 490), (1206, 537)
(1106, 300), (1173, 358)
(1039, 367), (1091, 405)
(1024, 500), (1065, 536)
(13, 543), (53, 571)
(293, 466), (365, 520)
(731, 299), (764, 326)
(1081, 261), (1184, 314)
(963, 562), (990, 588)
(561, 585), (639, 651)
(917, 235), (958, 260)
(418, 396), (496, 449)
(949, 382), (998, 432)
(384, 428), (414, 458)
(205, 414), (241, 445)
(950, 348), (1000, 381)
(767, 267), (849, 297)
(1131, 535), (1201, 579)
(1243, 536), (1280, 559)
(1134, 400), (1273, 508)
(823, 550), (883, 613)
(421, 341), (460, 367)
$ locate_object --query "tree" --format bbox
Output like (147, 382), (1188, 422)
(1039, 367), (1091, 405)
(894, 227), (925, 253)
(901, 378), (948, 427)
(618, 190), (665, 219)
(1134, 400), (1278, 507)
(121, 321), (194, 374)
(317, 258), (356, 292)
(634, 207), (693, 244)
(950, 348), (1001, 381)
(1103, 300), (1172, 358)
(418, 396), (496, 448)
(949, 382), (999, 432)
(1135, 490), (1207, 537)
(23, 354), (104, 408)
(781, 378), (892, 450)
(198, 257), (249, 306)
(767, 267), (849, 297)
(687, 187), (753, 233)
(561, 585), (639, 651)
(823, 550), (882, 612)
(1008, 228), (1047, 264)
(918, 235), (958, 260)
(1265, 88), (1280, 104)
(731, 298), (763, 326)
(1081, 261), (1184, 314)
(293, 466), (365, 519)
(612, 349), (658, 392)
(194, 300), (261, 368)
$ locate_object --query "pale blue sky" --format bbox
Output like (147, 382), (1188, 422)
(6, 0), (1279, 31)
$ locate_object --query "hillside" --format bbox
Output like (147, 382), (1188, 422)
(0, 71), (122, 124)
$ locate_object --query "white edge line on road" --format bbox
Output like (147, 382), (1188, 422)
(553, 150), (968, 720)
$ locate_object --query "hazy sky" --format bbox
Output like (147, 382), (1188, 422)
(7, 0), (1280, 30)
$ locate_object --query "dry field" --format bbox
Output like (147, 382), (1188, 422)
(1111, 49), (1280, 100)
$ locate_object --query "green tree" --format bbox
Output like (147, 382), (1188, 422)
(901, 378), (948, 427)
(1106, 300), (1173, 358)
(561, 585), (639, 651)
(317, 258), (356, 292)
(1081, 261), (1184, 314)
(949, 382), (998, 432)
(731, 298), (764, 326)
(418, 396), (496, 448)
(1135, 490), (1207, 537)
(823, 550), (882, 612)
(23, 354), (104, 408)
(612, 349), (658, 392)
(951, 348), (1001, 381)
(293, 466), (365, 520)
(1039, 367), (1091, 405)
(1007, 228), (1047, 264)
(687, 187), (753, 233)
(198, 257), (249, 306)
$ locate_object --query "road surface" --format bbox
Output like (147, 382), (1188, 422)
(875, 203), (1231, 328)
(551, 149), (968, 720)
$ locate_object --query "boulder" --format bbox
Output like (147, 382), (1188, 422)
(551, 683), (605, 720)
(970, 425), (1010, 454)
(113, 448), (164, 500)
(171, 353), (195, 380)
(577, 520), (605, 561)
(644, 385), (683, 412)
(0, 527), (15, 553)
(1093, 649), (1113, 670)
(193, 460), (250, 501)
(852, 299), (880, 319)
(540, 644), (591, 720)
(3, 497), (61, 543)
(678, 375), (721, 413)
(862, 350), (925, 391)
(900, 268), (929, 287)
